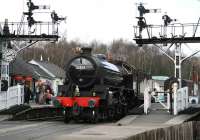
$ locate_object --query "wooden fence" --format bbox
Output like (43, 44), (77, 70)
(126, 121), (200, 140)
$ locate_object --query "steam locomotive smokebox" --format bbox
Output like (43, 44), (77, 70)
(81, 47), (92, 55)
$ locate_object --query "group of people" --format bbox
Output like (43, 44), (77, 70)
(24, 82), (54, 105)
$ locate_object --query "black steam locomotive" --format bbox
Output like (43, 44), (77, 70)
(56, 48), (142, 123)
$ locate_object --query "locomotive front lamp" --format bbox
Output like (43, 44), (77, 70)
(92, 91), (96, 97)
(75, 85), (80, 96)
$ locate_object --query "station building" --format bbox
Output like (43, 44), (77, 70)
(9, 57), (65, 96)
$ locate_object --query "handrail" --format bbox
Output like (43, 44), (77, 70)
(134, 21), (200, 39)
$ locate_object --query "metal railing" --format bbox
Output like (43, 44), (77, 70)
(0, 21), (59, 36)
(134, 22), (200, 39)
(0, 85), (24, 111)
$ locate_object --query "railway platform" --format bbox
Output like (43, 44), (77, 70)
(54, 103), (200, 140)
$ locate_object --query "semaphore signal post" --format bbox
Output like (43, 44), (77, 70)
(134, 3), (200, 115)
(133, 3), (200, 89)
(0, 0), (65, 91)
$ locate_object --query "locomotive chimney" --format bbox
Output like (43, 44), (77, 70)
(81, 47), (92, 55)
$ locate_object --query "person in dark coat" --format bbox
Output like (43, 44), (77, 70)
(24, 83), (32, 104)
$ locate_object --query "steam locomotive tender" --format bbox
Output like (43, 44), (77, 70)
(56, 48), (139, 123)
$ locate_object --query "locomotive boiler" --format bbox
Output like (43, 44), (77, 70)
(55, 48), (140, 123)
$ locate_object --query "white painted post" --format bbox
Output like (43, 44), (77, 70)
(182, 88), (185, 110)
(144, 89), (148, 115)
(144, 86), (151, 115)
(5, 90), (8, 109)
(17, 85), (21, 105)
(0, 92), (7, 110)
(173, 83), (178, 115)
(148, 90), (151, 110)
(185, 87), (189, 109)
(21, 85), (24, 104)
(167, 93), (170, 110)
(174, 43), (182, 89)
(178, 88), (182, 112)
(179, 89), (182, 111)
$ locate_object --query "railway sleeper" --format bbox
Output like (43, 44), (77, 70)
(10, 107), (63, 121)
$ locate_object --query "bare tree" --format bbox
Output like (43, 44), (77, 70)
(19, 38), (200, 79)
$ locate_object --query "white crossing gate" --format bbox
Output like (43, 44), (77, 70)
(144, 83), (189, 115)
(0, 85), (24, 111)
(174, 86), (189, 115)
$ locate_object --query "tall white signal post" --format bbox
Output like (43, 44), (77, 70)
(0, 0), (65, 91)
(134, 3), (200, 89)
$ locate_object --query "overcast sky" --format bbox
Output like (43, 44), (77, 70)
(0, 0), (200, 45)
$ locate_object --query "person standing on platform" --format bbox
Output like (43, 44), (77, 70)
(44, 88), (53, 104)
(24, 82), (32, 104)
(38, 84), (46, 104)
(35, 82), (42, 104)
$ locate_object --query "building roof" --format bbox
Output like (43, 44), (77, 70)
(29, 64), (53, 80)
(9, 57), (39, 79)
(152, 76), (169, 81)
(29, 60), (66, 79)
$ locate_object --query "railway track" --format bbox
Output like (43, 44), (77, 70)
(3, 105), (64, 121)
(0, 103), (144, 122)
(0, 121), (94, 140)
